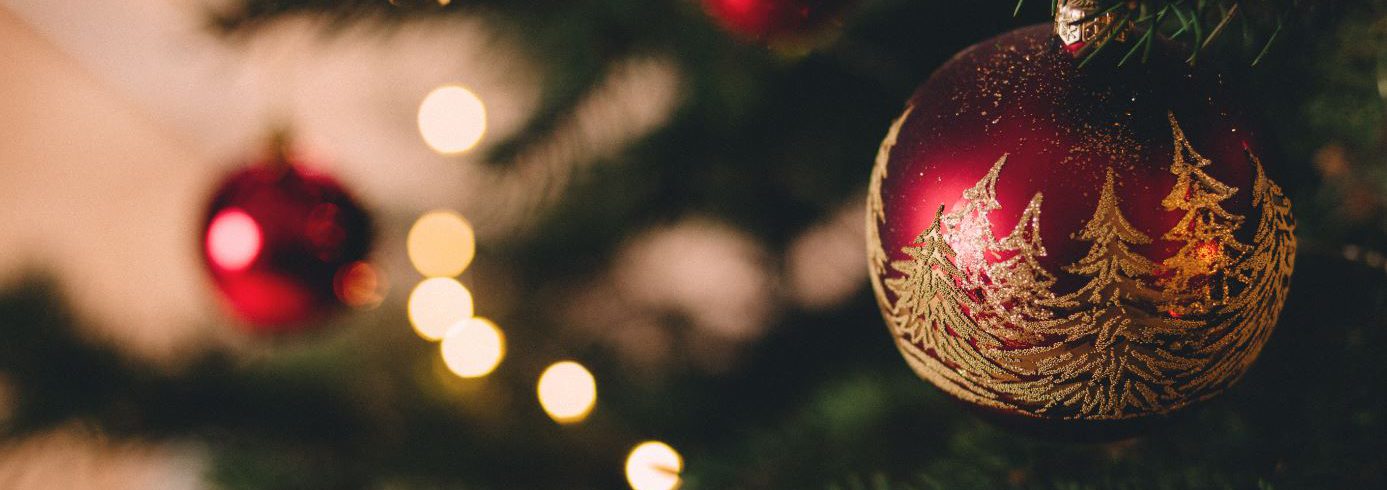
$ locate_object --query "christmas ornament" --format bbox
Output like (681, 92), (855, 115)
(701, 0), (856, 48)
(866, 13), (1295, 435)
(202, 138), (374, 333)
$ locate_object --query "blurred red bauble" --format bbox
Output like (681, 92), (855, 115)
(201, 144), (375, 334)
(866, 24), (1296, 437)
(702, 0), (856, 48)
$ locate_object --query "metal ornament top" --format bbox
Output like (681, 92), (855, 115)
(1055, 0), (1128, 47)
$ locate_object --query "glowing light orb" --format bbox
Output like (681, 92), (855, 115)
(537, 361), (597, 424)
(407, 210), (476, 278)
(407, 277), (474, 341)
(441, 317), (505, 378)
(206, 208), (262, 271)
(418, 85), (487, 155)
(625, 441), (683, 490)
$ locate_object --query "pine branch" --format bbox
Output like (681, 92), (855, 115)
(1016, 0), (1313, 65)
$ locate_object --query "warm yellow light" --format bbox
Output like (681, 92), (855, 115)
(537, 361), (597, 424)
(418, 85), (487, 155)
(441, 317), (505, 378)
(407, 278), (474, 341)
(625, 441), (683, 490)
(408, 210), (476, 278)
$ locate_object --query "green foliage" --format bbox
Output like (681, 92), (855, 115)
(1016, 0), (1317, 65)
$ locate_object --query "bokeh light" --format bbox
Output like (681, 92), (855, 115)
(537, 361), (597, 424)
(206, 208), (261, 271)
(407, 277), (474, 341)
(441, 317), (505, 378)
(407, 210), (476, 278)
(785, 203), (866, 310)
(418, 85), (487, 155)
(625, 441), (683, 490)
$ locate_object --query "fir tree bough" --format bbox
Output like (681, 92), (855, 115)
(1019, 0), (1316, 65)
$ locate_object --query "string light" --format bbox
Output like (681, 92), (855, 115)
(536, 361), (597, 424)
(625, 441), (683, 490)
(441, 317), (505, 378)
(407, 277), (474, 341)
(407, 210), (476, 278)
(418, 85), (487, 155)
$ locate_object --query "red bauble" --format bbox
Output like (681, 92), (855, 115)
(201, 149), (374, 334)
(702, 0), (856, 47)
(867, 25), (1296, 437)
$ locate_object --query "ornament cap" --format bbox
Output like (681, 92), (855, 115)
(262, 126), (297, 173)
(1054, 0), (1129, 52)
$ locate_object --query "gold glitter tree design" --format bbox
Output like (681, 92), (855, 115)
(1188, 152), (1296, 396)
(1158, 113), (1250, 315)
(886, 206), (1010, 380)
(868, 105), (913, 316)
(943, 155), (1006, 285)
(943, 157), (1066, 346)
(868, 116), (1295, 420)
(988, 192), (1071, 325)
(1031, 169), (1193, 417)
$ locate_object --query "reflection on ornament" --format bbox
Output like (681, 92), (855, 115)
(408, 210), (476, 278)
(206, 208), (261, 271)
(537, 361), (597, 424)
(625, 441), (683, 490)
(334, 261), (386, 309)
(407, 277), (475, 341)
(441, 317), (505, 378)
(418, 85), (487, 155)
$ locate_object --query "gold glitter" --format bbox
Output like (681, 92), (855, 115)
(1158, 112), (1248, 315)
(943, 155), (1006, 285)
(868, 104), (914, 316)
(886, 207), (1013, 383)
(867, 112), (1297, 421)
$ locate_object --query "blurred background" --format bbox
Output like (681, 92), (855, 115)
(0, 0), (1385, 488)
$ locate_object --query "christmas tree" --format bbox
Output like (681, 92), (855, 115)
(0, 0), (1383, 488)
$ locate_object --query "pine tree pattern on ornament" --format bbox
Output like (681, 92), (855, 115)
(868, 112), (1296, 420)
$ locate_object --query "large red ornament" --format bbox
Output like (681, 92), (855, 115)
(702, 0), (856, 48)
(867, 24), (1296, 437)
(201, 144), (374, 334)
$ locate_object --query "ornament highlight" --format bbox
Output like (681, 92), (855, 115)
(206, 209), (262, 272)
(201, 148), (374, 332)
(867, 25), (1295, 432)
